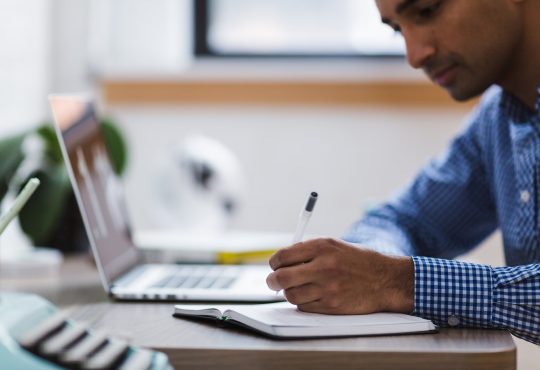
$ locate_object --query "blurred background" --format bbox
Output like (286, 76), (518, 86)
(0, 0), (455, 238)
(0, 0), (536, 365)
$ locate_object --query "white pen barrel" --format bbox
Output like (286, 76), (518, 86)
(292, 211), (312, 243)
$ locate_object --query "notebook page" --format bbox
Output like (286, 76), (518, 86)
(227, 302), (429, 327)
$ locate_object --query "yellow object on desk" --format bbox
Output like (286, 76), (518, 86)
(216, 249), (279, 265)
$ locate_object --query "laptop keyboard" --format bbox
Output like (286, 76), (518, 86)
(149, 266), (238, 290)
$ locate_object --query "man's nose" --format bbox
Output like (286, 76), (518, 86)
(403, 32), (436, 69)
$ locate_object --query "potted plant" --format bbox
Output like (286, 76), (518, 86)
(0, 119), (127, 253)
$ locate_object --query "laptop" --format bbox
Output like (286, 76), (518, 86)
(49, 95), (284, 302)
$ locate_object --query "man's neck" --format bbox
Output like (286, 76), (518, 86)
(498, 2), (540, 110)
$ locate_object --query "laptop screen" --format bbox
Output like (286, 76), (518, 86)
(50, 95), (138, 287)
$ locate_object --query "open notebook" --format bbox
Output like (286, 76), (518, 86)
(173, 302), (437, 338)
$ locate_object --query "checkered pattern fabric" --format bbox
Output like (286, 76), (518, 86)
(343, 85), (540, 344)
(413, 257), (540, 344)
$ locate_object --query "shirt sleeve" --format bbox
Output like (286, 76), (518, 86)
(342, 106), (498, 259)
(413, 256), (540, 344)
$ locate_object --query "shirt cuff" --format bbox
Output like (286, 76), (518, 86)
(412, 256), (493, 328)
(490, 264), (540, 342)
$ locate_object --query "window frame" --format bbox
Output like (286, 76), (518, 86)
(193, 0), (405, 59)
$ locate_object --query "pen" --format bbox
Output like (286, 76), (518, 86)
(292, 192), (318, 243)
(277, 191), (318, 296)
(0, 178), (40, 235)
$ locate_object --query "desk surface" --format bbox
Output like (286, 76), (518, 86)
(1, 255), (516, 370)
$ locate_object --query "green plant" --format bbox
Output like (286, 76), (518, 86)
(0, 119), (127, 252)
(0, 133), (26, 201)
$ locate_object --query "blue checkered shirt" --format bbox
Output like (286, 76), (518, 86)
(343, 85), (540, 344)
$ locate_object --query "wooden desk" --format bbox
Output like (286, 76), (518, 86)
(67, 302), (515, 370)
(1, 255), (516, 370)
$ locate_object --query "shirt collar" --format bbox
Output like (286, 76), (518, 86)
(537, 84), (540, 112)
(499, 84), (540, 123)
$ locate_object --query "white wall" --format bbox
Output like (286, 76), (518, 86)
(112, 105), (467, 235)
(0, 0), (51, 135)
(48, 0), (94, 93)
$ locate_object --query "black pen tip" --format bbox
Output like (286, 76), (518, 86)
(306, 192), (318, 212)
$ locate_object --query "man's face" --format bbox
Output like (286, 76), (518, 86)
(375, 0), (523, 101)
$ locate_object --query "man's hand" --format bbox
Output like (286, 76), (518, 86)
(266, 238), (414, 314)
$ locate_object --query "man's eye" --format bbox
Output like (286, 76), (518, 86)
(418, 1), (441, 19)
(384, 22), (401, 34)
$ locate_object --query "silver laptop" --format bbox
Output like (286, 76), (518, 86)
(50, 95), (284, 302)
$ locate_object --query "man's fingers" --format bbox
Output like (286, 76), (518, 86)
(296, 300), (328, 314)
(297, 300), (346, 314)
(266, 262), (316, 291)
(269, 241), (319, 270)
(284, 283), (321, 305)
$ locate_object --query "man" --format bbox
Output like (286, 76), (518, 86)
(266, 0), (540, 344)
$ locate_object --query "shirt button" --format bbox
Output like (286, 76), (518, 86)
(520, 190), (531, 203)
(448, 315), (460, 327)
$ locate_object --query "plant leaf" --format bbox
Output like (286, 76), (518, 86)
(18, 166), (71, 245)
(0, 133), (26, 201)
(101, 118), (128, 176)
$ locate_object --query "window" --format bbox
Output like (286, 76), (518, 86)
(195, 0), (405, 57)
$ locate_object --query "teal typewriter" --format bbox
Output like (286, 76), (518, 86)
(0, 292), (173, 370)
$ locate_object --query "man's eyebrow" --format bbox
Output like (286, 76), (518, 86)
(381, 0), (418, 25)
(396, 0), (418, 14)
